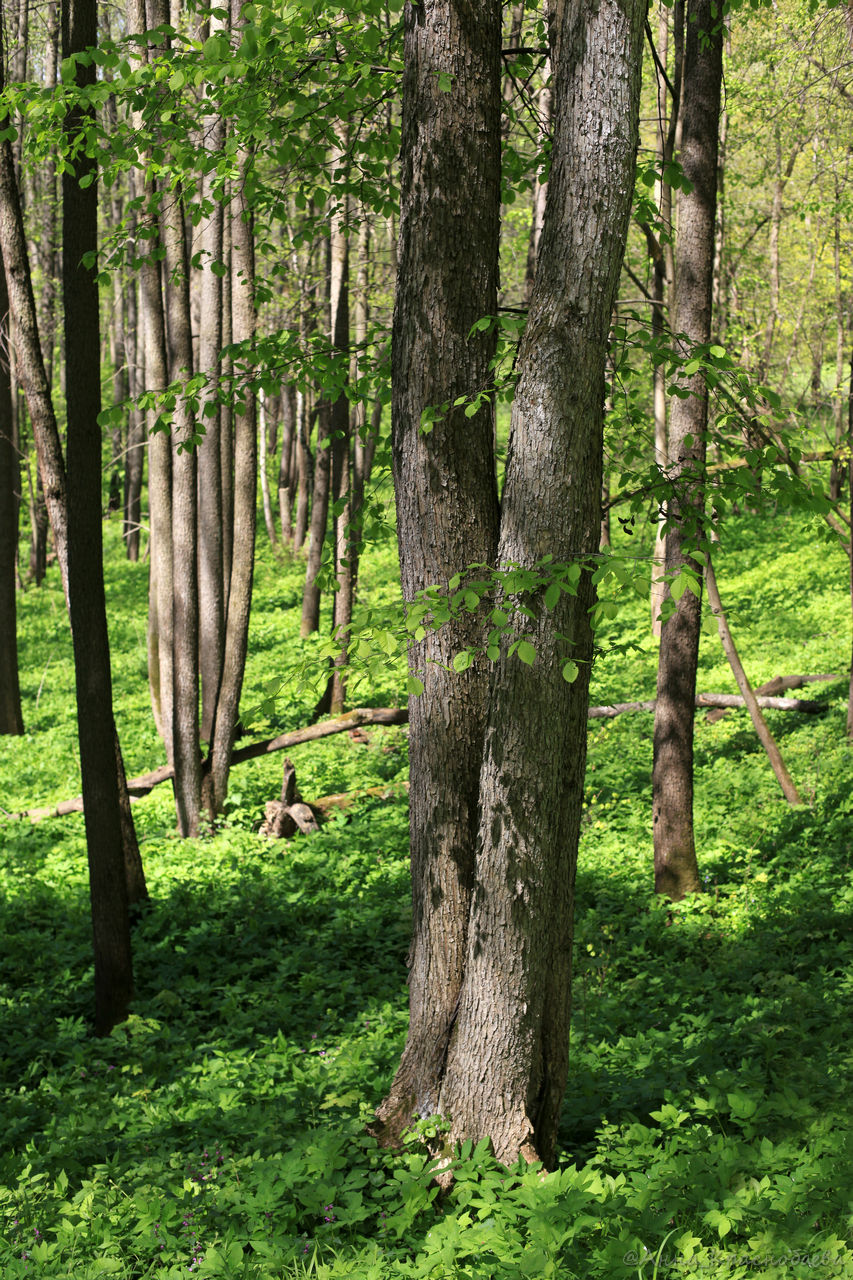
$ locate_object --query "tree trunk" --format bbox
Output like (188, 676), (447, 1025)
(0, 251), (22, 735)
(372, 0), (502, 1145)
(123, 260), (144, 563)
(206, 103), (257, 815)
(277, 383), (295, 543)
(649, 0), (681, 636)
(652, 0), (722, 901)
(129, 0), (173, 757)
(292, 388), (311, 551)
(328, 128), (352, 714)
(300, 396), (331, 635)
(704, 555), (802, 804)
(62, 0), (134, 1033)
(436, 0), (644, 1168)
(197, 91), (226, 743)
(161, 179), (201, 837)
(221, 211), (234, 603)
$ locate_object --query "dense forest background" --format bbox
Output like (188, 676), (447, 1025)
(1, 0), (853, 1274)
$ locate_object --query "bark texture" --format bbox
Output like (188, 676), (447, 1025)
(652, 0), (722, 901)
(0, 252), (22, 734)
(436, 0), (645, 1167)
(377, 0), (644, 1169)
(373, 0), (502, 1143)
(62, 0), (134, 1032)
(206, 120), (257, 815)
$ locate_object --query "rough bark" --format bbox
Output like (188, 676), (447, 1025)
(652, 0), (722, 901)
(372, 0), (502, 1145)
(62, 0), (134, 1033)
(435, 0), (645, 1168)
(0, 251), (22, 734)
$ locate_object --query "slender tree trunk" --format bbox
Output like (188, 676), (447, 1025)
(847, 345), (853, 742)
(220, 212), (234, 601)
(704, 554), (802, 804)
(372, 0), (502, 1145)
(129, 0), (173, 756)
(293, 388), (311, 551)
(259, 390), (278, 546)
(523, 74), (550, 307)
(300, 397), (331, 635)
(161, 179), (201, 837)
(197, 94), (226, 743)
(278, 383), (296, 543)
(0, 252), (22, 734)
(206, 106), (257, 815)
(328, 131), (352, 714)
(830, 192), (846, 504)
(123, 261), (144, 562)
(652, 0), (723, 901)
(63, 0), (134, 1033)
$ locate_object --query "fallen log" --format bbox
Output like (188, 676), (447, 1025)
(588, 691), (829, 720)
(704, 673), (841, 723)
(6, 708), (409, 823)
(5, 684), (833, 825)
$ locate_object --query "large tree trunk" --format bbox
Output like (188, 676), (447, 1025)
(62, 0), (134, 1033)
(0, 252), (23, 735)
(652, 0), (722, 901)
(372, 0), (502, 1145)
(436, 0), (645, 1168)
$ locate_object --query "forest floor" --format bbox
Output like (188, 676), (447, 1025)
(1, 501), (852, 1278)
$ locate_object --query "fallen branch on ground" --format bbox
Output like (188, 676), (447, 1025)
(5, 708), (409, 823)
(589, 690), (831, 719)
(5, 681), (838, 824)
(704, 673), (840, 723)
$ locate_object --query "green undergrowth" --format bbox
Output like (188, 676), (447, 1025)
(1, 507), (853, 1277)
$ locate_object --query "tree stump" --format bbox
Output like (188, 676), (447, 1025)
(260, 759), (320, 837)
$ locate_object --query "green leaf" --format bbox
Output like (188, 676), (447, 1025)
(544, 582), (560, 610)
(407, 675), (424, 696)
(561, 660), (579, 683)
(437, 71), (453, 92)
(452, 651), (472, 673)
(517, 640), (536, 666)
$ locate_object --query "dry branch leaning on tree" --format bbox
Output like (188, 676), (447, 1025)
(3, 686), (838, 825)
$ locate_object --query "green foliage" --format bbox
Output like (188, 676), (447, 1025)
(2, 508), (853, 1277)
